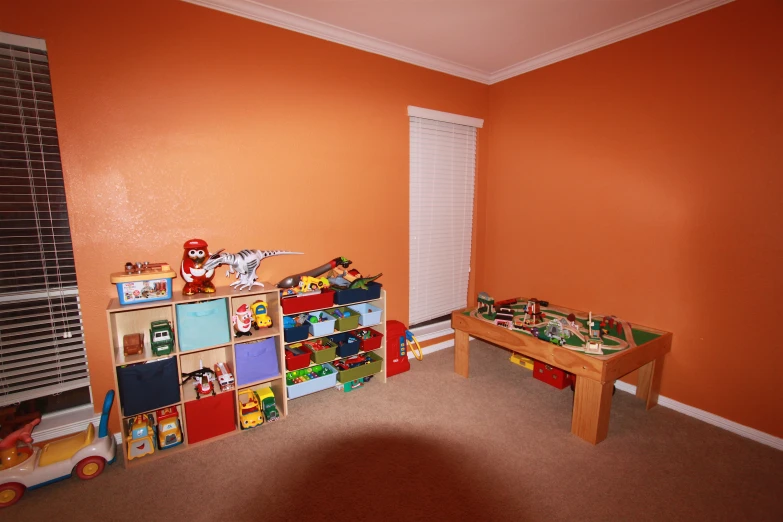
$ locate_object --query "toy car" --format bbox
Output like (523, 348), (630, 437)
(149, 320), (174, 356)
(127, 414), (155, 461)
(255, 387), (280, 422)
(0, 391), (117, 508)
(250, 300), (272, 329)
(238, 390), (263, 429)
(155, 408), (183, 450)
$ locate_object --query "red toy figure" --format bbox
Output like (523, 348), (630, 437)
(232, 303), (253, 338)
(180, 238), (216, 295)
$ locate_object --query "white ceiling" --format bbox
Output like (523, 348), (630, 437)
(184, 0), (733, 84)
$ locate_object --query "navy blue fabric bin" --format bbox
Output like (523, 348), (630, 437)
(117, 357), (179, 416)
(284, 324), (310, 343)
(332, 283), (382, 305)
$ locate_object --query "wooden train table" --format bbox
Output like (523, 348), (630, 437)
(451, 298), (672, 444)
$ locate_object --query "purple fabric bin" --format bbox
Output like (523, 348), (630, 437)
(234, 338), (279, 386)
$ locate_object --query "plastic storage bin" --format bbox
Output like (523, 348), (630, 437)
(176, 298), (231, 351)
(116, 357), (180, 416)
(234, 338), (280, 386)
(307, 311), (336, 337)
(285, 345), (311, 371)
(284, 323), (310, 343)
(332, 283), (382, 305)
(533, 360), (573, 390)
(330, 332), (361, 358)
(348, 303), (382, 326)
(110, 263), (176, 306)
(281, 289), (335, 314)
(335, 351), (383, 383)
(183, 392), (235, 444)
(332, 307), (360, 331)
(304, 339), (337, 364)
(349, 328), (384, 352)
(286, 363), (338, 399)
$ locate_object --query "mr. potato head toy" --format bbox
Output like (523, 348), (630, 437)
(181, 238), (217, 295)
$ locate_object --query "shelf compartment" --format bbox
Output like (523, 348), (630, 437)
(176, 298), (231, 352)
(116, 357), (180, 417)
(183, 391), (236, 444)
(236, 374), (283, 390)
(110, 305), (176, 365)
(180, 346), (234, 403)
(234, 337), (280, 387)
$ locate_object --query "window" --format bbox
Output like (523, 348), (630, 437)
(408, 106), (483, 327)
(0, 32), (91, 407)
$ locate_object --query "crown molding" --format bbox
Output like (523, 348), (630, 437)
(182, 0), (491, 83)
(183, 0), (733, 86)
(488, 0), (734, 84)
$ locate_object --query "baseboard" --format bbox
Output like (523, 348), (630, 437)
(410, 337), (454, 357)
(114, 432), (122, 445)
(613, 381), (782, 451)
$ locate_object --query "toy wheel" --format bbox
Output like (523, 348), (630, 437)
(75, 456), (106, 480)
(0, 483), (25, 508)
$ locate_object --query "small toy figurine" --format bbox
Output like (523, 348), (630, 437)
(203, 249), (302, 291)
(232, 303), (253, 337)
(180, 238), (216, 295)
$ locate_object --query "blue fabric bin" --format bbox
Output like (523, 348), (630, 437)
(116, 357), (179, 416)
(332, 283), (382, 305)
(235, 338), (280, 386)
(176, 298), (231, 351)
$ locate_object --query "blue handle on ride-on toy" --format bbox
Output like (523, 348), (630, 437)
(99, 390), (115, 439)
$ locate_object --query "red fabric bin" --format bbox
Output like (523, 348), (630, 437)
(350, 328), (384, 352)
(184, 392), (235, 444)
(285, 346), (311, 371)
(533, 360), (573, 390)
(281, 289), (335, 315)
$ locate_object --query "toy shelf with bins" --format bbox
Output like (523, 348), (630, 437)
(282, 289), (387, 399)
(106, 284), (287, 468)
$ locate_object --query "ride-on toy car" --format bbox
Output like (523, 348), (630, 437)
(0, 390), (117, 508)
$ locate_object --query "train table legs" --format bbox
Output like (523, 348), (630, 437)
(571, 377), (614, 445)
(454, 329), (470, 378)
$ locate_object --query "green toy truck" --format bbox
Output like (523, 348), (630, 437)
(149, 320), (174, 356)
(256, 387), (280, 422)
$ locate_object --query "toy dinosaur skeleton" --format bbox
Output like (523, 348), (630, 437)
(203, 249), (302, 291)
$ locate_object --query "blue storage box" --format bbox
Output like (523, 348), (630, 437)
(332, 283), (382, 305)
(116, 357), (179, 416)
(348, 303), (382, 326)
(286, 363), (337, 399)
(176, 298), (231, 351)
(284, 323), (310, 343)
(110, 264), (176, 306)
(235, 338), (280, 386)
(307, 311), (336, 337)
(334, 333), (361, 358)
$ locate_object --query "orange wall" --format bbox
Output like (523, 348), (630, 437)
(482, 0), (782, 437)
(2, 0), (488, 428)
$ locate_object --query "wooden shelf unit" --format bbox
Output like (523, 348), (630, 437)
(106, 283), (287, 468)
(282, 289), (387, 391)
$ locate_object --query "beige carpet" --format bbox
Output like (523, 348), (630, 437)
(7, 340), (783, 521)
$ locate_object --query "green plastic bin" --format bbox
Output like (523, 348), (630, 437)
(305, 339), (338, 364)
(332, 307), (360, 332)
(336, 351), (383, 383)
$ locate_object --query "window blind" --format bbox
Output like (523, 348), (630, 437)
(0, 32), (90, 407)
(409, 107), (481, 326)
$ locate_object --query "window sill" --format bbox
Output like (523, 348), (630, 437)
(35, 404), (100, 442)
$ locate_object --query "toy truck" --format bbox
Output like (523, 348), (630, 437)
(155, 407), (182, 450)
(214, 362), (235, 392)
(256, 387), (280, 422)
(149, 320), (174, 356)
